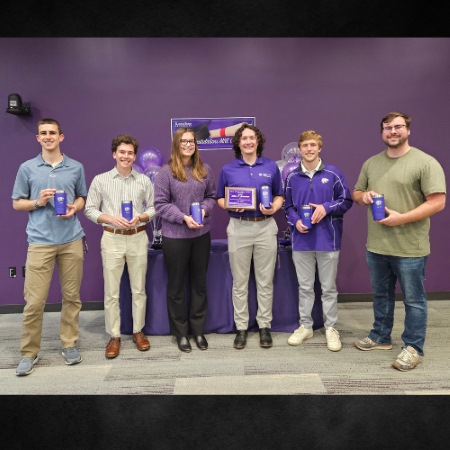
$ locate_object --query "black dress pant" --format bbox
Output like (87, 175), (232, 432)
(162, 232), (211, 337)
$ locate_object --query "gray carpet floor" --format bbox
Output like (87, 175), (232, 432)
(1, 300), (450, 395)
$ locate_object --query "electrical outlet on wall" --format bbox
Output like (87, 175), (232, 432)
(9, 266), (17, 278)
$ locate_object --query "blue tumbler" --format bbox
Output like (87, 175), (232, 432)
(190, 202), (203, 224)
(54, 190), (67, 215)
(300, 205), (312, 229)
(371, 194), (385, 221)
(121, 200), (133, 221)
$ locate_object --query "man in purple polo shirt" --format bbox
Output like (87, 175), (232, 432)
(217, 124), (284, 349)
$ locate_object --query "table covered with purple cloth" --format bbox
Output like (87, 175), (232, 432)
(119, 239), (324, 335)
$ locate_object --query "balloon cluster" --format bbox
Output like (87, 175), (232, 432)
(134, 147), (164, 250)
(276, 142), (301, 248)
(276, 142), (301, 188)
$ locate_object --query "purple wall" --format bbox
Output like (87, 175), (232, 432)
(1, 38), (449, 306)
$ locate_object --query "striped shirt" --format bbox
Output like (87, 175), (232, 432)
(84, 167), (155, 227)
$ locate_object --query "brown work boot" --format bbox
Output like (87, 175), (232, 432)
(133, 332), (150, 351)
(105, 337), (121, 359)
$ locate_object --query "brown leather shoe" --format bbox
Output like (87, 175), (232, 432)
(105, 337), (121, 359)
(133, 332), (150, 351)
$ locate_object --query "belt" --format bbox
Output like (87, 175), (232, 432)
(103, 225), (147, 235)
(234, 216), (269, 222)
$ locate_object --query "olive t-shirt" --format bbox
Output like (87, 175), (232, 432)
(354, 147), (446, 257)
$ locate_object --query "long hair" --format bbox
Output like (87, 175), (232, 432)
(231, 123), (266, 158)
(169, 128), (207, 182)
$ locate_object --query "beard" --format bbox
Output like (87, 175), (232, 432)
(382, 135), (408, 149)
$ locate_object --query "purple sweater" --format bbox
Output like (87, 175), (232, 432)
(153, 163), (216, 239)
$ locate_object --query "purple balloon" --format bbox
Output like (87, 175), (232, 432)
(137, 147), (163, 169)
(276, 159), (287, 174)
(281, 142), (300, 162)
(281, 160), (298, 184)
(144, 164), (161, 183)
(288, 155), (301, 164)
(132, 163), (143, 174)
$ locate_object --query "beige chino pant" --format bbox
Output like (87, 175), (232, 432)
(227, 217), (278, 330)
(101, 230), (149, 337)
(20, 239), (84, 356)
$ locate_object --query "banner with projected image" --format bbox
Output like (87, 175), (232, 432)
(171, 117), (256, 150)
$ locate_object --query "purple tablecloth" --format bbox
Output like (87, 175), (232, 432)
(119, 239), (324, 335)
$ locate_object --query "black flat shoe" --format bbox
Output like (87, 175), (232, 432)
(194, 335), (208, 350)
(233, 330), (248, 349)
(259, 327), (273, 348)
(176, 336), (192, 353)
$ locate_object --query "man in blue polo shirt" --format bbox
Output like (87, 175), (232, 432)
(12, 118), (87, 376)
(217, 123), (284, 349)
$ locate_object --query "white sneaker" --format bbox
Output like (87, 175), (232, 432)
(392, 346), (420, 371)
(325, 327), (342, 352)
(287, 325), (313, 346)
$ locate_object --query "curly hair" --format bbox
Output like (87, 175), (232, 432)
(231, 123), (266, 159)
(169, 128), (207, 182)
(111, 134), (139, 154)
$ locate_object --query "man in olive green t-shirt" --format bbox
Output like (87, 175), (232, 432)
(352, 111), (446, 372)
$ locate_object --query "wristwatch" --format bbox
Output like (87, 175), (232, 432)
(33, 200), (42, 209)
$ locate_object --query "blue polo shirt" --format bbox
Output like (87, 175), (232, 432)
(217, 156), (283, 219)
(12, 153), (87, 244)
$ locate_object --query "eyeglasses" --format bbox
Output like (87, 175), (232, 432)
(180, 139), (196, 146)
(382, 124), (407, 132)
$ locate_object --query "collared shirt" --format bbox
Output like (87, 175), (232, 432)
(217, 156), (283, 219)
(12, 153), (87, 245)
(301, 158), (322, 179)
(84, 167), (155, 227)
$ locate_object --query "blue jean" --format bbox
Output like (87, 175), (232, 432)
(366, 251), (428, 356)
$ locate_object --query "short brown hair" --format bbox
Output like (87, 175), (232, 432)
(111, 134), (139, 154)
(37, 118), (62, 134)
(380, 112), (411, 133)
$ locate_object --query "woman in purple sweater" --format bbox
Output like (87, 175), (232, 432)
(153, 128), (216, 352)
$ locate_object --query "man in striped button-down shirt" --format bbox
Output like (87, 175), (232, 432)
(85, 134), (155, 359)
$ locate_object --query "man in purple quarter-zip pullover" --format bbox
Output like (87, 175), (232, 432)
(284, 130), (353, 352)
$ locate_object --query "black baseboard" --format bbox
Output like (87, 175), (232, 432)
(0, 301), (104, 314)
(1, 293), (449, 315)
(337, 291), (450, 303)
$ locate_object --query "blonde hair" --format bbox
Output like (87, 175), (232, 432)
(298, 130), (323, 149)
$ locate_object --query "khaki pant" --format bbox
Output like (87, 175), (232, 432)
(21, 239), (84, 356)
(227, 217), (278, 330)
(101, 230), (149, 337)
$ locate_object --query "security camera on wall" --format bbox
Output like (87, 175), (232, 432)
(6, 93), (31, 116)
